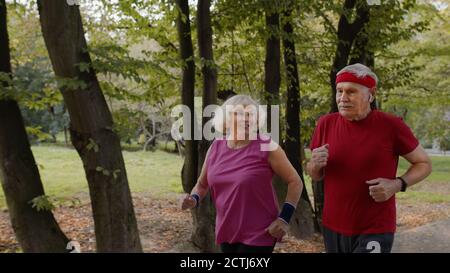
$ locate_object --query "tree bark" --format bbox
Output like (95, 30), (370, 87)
(0, 0), (69, 252)
(176, 0), (198, 194)
(281, 6), (316, 238)
(349, 24), (377, 110)
(264, 4), (298, 234)
(194, 0), (218, 252)
(329, 0), (370, 112)
(37, 0), (141, 252)
(264, 10), (281, 129)
(349, 33), (374, 67)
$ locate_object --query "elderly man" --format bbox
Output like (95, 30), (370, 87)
(307, 63), (432, 253)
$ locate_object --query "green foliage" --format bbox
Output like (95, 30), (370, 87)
(86, 138), (99, 152)
(382, 0), (450, 145)
(29, 195), (55, 212)
(28, 194), (82, 212)
(25, 126), (52, 142)
(111, 108), (143, 143)
(95, 166), (121, 180)
(408, 105), (449, 150)
(5, 5), (70, 144)
(209, 0), (435, 144)
(0, 72), (15, 100)
(4, 0), (447, 147)
(55, 77), (89, 91)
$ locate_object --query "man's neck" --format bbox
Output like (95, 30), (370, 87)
(350, 108), (372, 121)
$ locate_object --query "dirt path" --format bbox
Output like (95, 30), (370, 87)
(392, 217), (450, 253)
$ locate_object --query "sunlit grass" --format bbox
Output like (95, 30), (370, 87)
(0, 145), (183, 208)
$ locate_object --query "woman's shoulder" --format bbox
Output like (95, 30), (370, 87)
(209, 137), (224, 150)
(204, 138), (224, 166)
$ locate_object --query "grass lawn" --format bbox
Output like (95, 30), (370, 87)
(396, 156), (450, 203)
(0, 144), (184, 209)
(0, 145), (448, 208)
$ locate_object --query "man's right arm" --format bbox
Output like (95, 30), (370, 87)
(307, 144), (329, 182)
(307, 161), (324, 181)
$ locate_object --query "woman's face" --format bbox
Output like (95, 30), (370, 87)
(228, 105), (258, 140)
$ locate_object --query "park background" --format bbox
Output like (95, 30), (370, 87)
(0, 0), (449, 252)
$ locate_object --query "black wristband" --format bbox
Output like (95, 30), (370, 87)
(279, 202), (296, 224)
(191, 194), (200, 207)
(397, 177), (408, 192)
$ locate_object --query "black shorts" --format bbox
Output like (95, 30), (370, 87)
(220, 242), (275, 253)
(323, 226), (394, 253)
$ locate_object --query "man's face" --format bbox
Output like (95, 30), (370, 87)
(336, 82), (372, 121)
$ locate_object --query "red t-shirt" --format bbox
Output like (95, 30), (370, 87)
(310, 110), (419, 235)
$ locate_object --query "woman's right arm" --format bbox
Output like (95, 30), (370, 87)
(181, 144), (213, 210)
(190, 152), (209, 199)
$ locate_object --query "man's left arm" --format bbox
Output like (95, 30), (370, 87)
(367, 145), (432, 202)
(398, 145), (432, 188)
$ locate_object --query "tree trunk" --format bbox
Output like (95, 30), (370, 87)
(281, 6), (316, 238)
(264, 9), (281, 129)
(0, 0), (69, 252)
(176, 0), (198, 195)
(311, 177), (324, 232)
(314, 0), (370, 231)
(329, 0), (370, 112)
(349, 34), (374, 67)
(37, 1), (141, 252)
(194, 0), (218, 252)
(349, 26), (377, 110)
(264, 4), (296, 230)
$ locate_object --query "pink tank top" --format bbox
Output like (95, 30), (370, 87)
(206, 134), (279, 246)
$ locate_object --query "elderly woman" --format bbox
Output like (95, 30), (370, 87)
(181, 95), (303, 253)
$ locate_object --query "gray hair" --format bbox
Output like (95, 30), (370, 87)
(337, 63), (378, 86)
(212, 95), (266, 134)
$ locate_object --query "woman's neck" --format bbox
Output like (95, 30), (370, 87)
(227, 138), (251, 149)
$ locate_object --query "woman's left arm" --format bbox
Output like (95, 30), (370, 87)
(268, 144), (303, 206)
(265, 144), (304, 240)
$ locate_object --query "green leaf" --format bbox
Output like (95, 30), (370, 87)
(86, 143), (94, 150)
(86, 138), (99, 152)
(29, 195), (55, 212)
(25, 126), (52, 141)
(77, 62), (91, 73)
(112, 169), (121, 180)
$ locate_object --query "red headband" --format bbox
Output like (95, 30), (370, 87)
(336, 72), (376, 90)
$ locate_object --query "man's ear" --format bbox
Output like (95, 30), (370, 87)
(369, 87), (376, 102)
